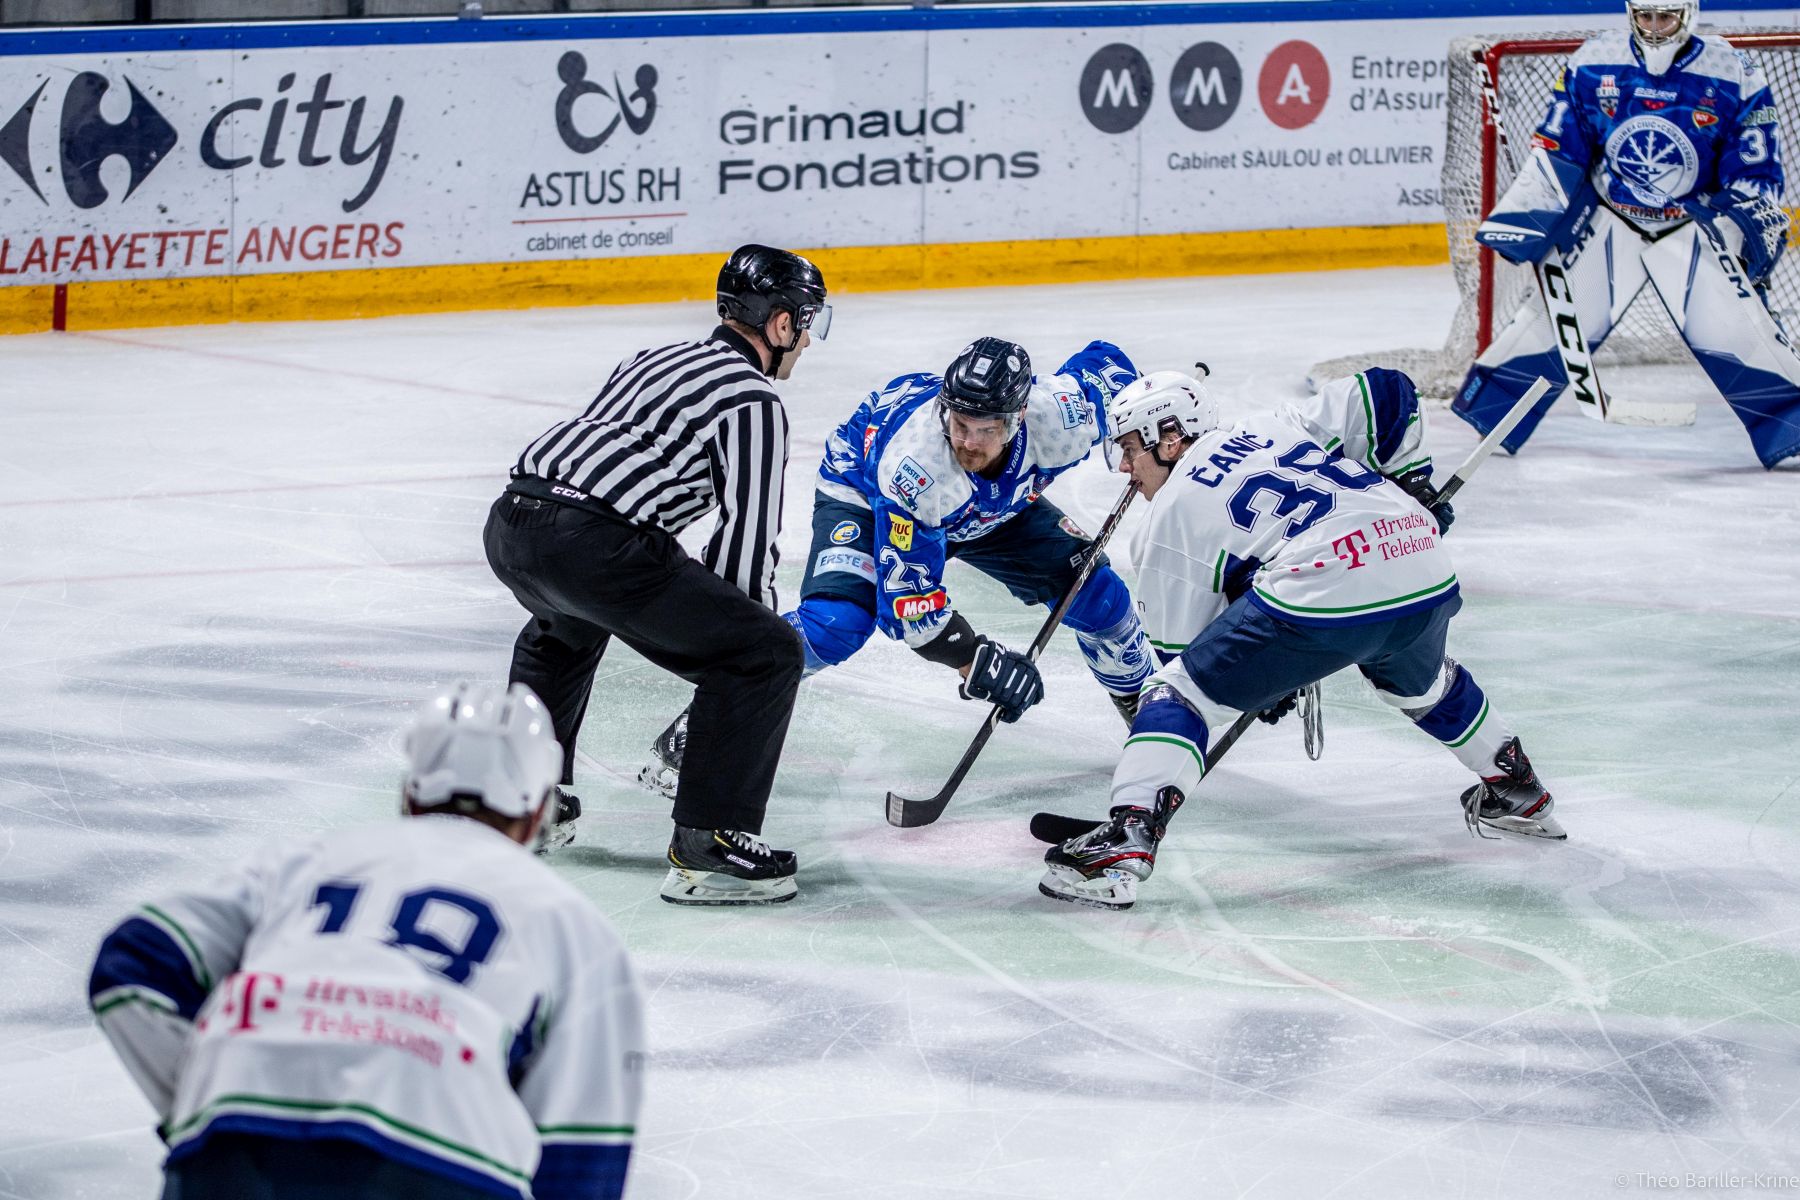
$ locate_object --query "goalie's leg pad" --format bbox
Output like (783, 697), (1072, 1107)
(1453, 207), (1648, 448)
(1643, 222), (1800, 467)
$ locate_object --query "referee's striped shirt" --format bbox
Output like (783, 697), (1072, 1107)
(512, 325), (789, 608)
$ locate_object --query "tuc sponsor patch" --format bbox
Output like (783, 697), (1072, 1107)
(829, 520), (859, 545)
(892, 589), (947, 621)
(888, 514), (914, 551)
(890, 455), (934, 504)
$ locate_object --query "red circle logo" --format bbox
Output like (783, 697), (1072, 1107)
(1258, 41), (1330, 130)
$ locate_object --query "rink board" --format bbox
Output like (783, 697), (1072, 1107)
(1, 0), (1797, 332)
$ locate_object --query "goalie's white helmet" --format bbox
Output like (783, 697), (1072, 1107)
(1109, 370), (1220, 459)
(403, 682), (562, 820)
(1627, 0), (1698, 74)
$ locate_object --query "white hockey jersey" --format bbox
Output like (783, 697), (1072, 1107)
(1132, 373), (1456, 658)
(88, 815), (644, 1200)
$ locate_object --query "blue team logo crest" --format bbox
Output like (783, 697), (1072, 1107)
(890, 455), (934, 503)
(829, 520), (859, 544)
(1597, 75), (1620, 118)
(1605, 115), (1699, 208)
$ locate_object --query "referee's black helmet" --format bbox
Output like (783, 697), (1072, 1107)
(717, 245), (831, 342)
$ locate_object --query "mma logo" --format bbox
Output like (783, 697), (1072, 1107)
(1170, 42), (1243, 133)
(0, 73), (177, 208)
(554, 52), (658, 153)
(1079, 44), (1153, 134)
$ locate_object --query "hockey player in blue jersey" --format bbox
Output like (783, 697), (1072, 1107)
(1454, 0), (1800, 468)
(639, 337), (1153, 798)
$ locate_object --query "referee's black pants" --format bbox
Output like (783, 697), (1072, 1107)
(484, 490), (804, 834)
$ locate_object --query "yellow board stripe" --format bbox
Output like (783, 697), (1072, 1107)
(0, 223), (1448, 336)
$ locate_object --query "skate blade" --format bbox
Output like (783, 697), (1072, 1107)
(659, 867), (797, 907)
(637, 762), (678, 801)
(1037, 864), (1137, 910)
(1479, 812), (1568, 841)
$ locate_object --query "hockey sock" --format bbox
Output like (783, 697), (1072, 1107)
(1073, 610), (1154, 697)
(1110, 685), (1211, 812)
(1380, 660), (1513, 774)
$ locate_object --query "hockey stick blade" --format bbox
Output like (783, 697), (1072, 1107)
(886, 482), (1139, 829)
(1028, 707), (1263, 845)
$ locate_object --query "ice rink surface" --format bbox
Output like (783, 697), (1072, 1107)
(3, 266), (1798, 1198)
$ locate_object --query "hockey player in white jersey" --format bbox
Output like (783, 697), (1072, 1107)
(88, 682), (645, 1199)
(1039, 369), (1565, 911)
(1454, 0), (1800, 468)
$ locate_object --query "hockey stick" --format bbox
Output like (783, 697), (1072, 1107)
(1028, 376), (1551, 845)
(885, 480), (1140, 829)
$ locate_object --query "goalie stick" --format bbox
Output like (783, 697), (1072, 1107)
(1029, 376), (1552, 845)
(884, 480), (1140, 829)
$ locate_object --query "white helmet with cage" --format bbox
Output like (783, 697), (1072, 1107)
(1109, 369), (1220, 463)
(403, 681), (562, 821)
(1627, 0), (1698, 74)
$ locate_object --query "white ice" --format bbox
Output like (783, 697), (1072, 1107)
(2, 267), (1798, 1198)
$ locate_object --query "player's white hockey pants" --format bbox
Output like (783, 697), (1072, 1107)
(1453, 206), (1800, 467)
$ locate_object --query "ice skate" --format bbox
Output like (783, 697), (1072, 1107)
(1461, 737), (1565, 841)
(1108, 689), (1141, 729)
(660, 825), (798, 906)
(636, 709), (687, 801)
(1038, 787), (1182, 910)
(536, 787), (581, 855)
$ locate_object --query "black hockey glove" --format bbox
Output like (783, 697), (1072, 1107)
(1258, 691), (1300, 726)
(1387, 467), (1455, 534)
(960, 636), (1045, 724)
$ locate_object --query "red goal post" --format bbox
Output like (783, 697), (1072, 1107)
(1309, 28), (1800, 399)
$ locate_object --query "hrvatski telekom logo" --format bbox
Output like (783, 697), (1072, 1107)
(0, 73), (177, 209)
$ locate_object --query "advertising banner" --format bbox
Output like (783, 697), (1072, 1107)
(0, 3), (1795, 323)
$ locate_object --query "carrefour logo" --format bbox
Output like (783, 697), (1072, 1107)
(1, 73), (177, 208)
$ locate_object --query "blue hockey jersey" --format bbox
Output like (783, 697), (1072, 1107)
(1535, 32), (1783, 230)
(815, 341), (1136, 645)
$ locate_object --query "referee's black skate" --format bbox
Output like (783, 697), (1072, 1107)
(661, 825), (797, 906)
(537, 787), (581, 855)
(1038, 786), (1183, 910)
(637, 710), (687, 801)
(1461, 737), (1566, 841)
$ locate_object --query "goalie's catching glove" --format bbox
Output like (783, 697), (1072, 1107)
(1387, 467), (1455, 534)
(961, 636), (1045, 724)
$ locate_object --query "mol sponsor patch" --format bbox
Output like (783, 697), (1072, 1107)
(892, 589), (947, 621)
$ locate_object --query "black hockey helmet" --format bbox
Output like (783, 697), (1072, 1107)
(717, 244), (831, 348)
(942, 337), (1032, 419)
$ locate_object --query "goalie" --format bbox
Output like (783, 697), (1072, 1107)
(1453, 0), (1800, 469)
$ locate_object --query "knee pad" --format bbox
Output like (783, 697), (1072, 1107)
(785, 597), (875, 672)
(1061, 565), (1133, 633)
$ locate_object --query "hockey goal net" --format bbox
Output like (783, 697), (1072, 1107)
(1311, 29), (1800, 398)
